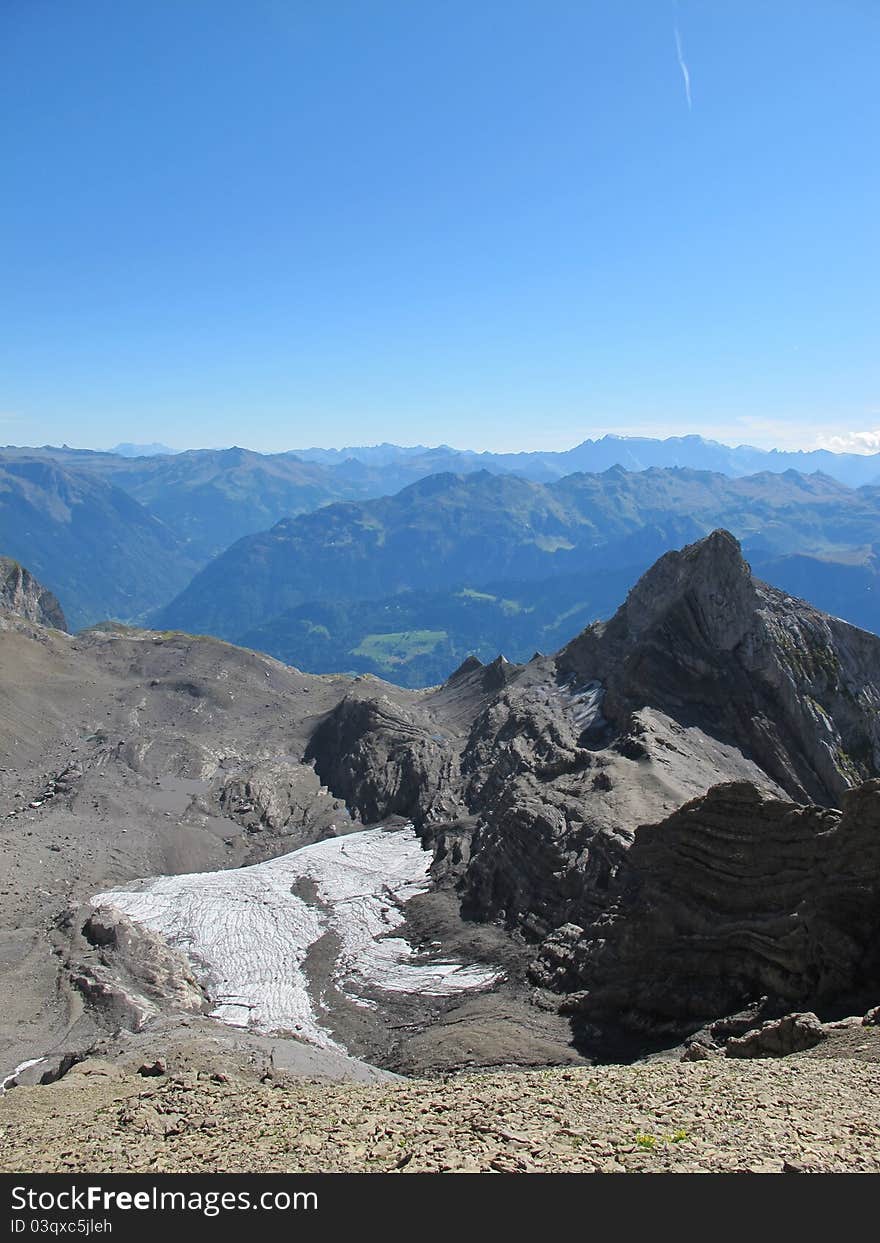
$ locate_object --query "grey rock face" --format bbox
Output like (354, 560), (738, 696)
(535, 781), (880, 1032)
(218, 760), (349, 846)
(557, 529), (880, 806)
(83, 905), (209, 1010)
(306, 688), (462, 826)
(0, 557), (67, 630)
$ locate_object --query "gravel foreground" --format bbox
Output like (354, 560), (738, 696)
(2, 1056), (879, 1174)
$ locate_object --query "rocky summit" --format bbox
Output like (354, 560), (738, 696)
(2, 530), (880, 1171)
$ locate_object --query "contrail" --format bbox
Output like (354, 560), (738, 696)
(674, 26), (692, 110)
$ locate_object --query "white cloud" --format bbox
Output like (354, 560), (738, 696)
(815, 428), (880, 455)
(674, 26), (692, 110)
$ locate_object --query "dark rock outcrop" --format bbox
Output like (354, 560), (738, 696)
(306, 688), (462, 826)
(725, 1013), (828, 1059)
(0, 557), (67, 630)
(534, 780), (880, 1034)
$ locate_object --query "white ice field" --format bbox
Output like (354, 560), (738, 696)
(93, 825), (501, 1050)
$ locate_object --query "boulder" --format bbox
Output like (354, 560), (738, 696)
(725, 1013), (828, 1059)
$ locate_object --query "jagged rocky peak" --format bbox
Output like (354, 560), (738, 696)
(0, 556), (67, 631)
(557, 529), (880, 805)
(481, 653), (516, 690)
(559, 528), (756, 672)
(620, 527), (757, 650)
(441, 653), (522, 700)
(446, 654), (484, 684)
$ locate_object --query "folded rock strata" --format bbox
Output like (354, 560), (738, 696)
(532, 780), (880, 1032)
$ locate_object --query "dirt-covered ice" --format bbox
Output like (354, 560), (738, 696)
(93, 826), (501, 1050)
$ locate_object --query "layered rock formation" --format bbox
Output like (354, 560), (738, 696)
(533, 781), (880, 1032)
(306, 687), (460, 825)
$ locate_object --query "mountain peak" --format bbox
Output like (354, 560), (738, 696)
(558, 528), (880, 805)
(560, 527), (754, 664)
(111, 443), (175, 458)
(621, 528), (755, 650)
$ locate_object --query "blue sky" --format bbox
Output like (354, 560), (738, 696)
(2, 1), (878, 453)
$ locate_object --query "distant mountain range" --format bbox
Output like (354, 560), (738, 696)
(3, 435), (880, 671)
(0, 445), (373, 564)
(0, 456), (197, 629)
(288, 433), (880, 488)
(157, 466), (880, 683)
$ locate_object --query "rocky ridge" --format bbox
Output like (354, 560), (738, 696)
(557, 529), (880, 805)
(0, 557), (66, 630)
(303, 531), (880, 1041)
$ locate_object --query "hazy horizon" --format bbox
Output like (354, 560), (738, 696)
(5, 427), (880, 459)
